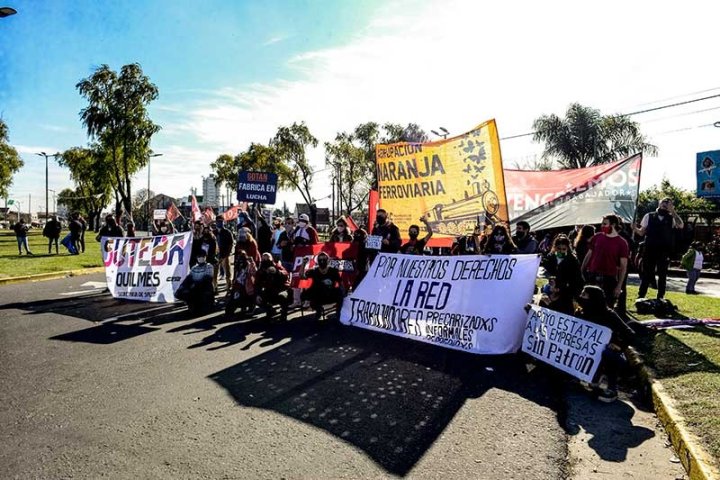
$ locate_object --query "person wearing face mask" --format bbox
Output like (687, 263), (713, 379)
(270, 217), (284, 261)
(633, 197), (684, 300)
(189, 220), (205, 266)
(452, 224), (486, 255)
(235, 226), (260, 264)
(226, 249), (257, 317)
(543, 235), (583, 314)
(575, 285), (637, 403)
(371, 209), (401, 254)
(351, 227), (370, 289)
(329, 218), (353, 243)
(255, 252), (292, 321)
(276, 217), (297, 273)
(292, 213), (320, 246)
(198, 227), (219, 291)
(236, 211), (257, 238)
(581, 214), (629, 308)
(254, 206), (275, 254)
(482, 224), (517, 254)
(512, 221), (538, 254)
(299, 252), (344, 321)
(214, 215), (235, 287)
(400, 215), (433, 255)
(95, 214), (125, 241)
(175, 251), (215, 314)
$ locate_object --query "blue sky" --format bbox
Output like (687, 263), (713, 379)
(2, 0), (720, 215)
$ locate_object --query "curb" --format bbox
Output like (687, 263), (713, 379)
(0, 267), (105, 286)
(627, 346), (719, 480)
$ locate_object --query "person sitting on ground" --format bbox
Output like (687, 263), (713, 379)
(538, 277), (572, 314)
(574, 285), (636, 403)
(329, 218), (353, 243)
(299, 251), (344, 321)
(681, 241), (705, 295)
(235, 226), (260, 264)
(542, 235), (583, 314)
(43, 215), (62, 255)
(292, 213), (319, 246)
(95, 214), (124, 241)
(255, 253), (292, 321)
(482, 224), (517, 254)
(400, 215), (433, 255)
(513, 221), (538, 254)
(452, 223), (485, 255)
(226, 249), (257, 317)
(175, 252), (215, 314)
(13, 219), (32, 255)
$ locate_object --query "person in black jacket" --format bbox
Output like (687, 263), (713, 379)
(543, 235), (583, 314)
(254, 207), (274, 254)
(43, 216), (62, 254)
(13, 219), (32, 255)
(575, 285), (637, 403)
(369, 209), (401, 265)
(214, 215), (235, 287)
(328, 218), (353, 243)
(95, 215), (124, 240)
(299, 252), (344, 321)
(482, 224), (517, 254)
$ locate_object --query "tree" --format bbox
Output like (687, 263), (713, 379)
(58, 146), (113, 230)
(210, 143), (289, 192)
(325, 132), (371, 215)
(637, 179), (719, 225)
(0, 119), (23, 199)
(532, 103), (657, 169)
(132, 188), (155, 230)
(270, 122), (319, 225)
(76, 63), (160, 219)
(57, 188), (85, 216)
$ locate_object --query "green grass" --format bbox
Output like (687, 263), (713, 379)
(626, 284), (720, 465)
(0, 230), (103, 278)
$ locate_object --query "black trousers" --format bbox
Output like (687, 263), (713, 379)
(301, 287), (344, 312)
(638, 249), (670, 299)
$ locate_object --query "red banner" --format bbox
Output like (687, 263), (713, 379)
(289, 242), (358, 290)
(368, 189), (379, 230)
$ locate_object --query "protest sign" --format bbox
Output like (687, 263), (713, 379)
(153, 209), (167, 220)
(101, 232), (192, 302)
(290, 242), (358, 290)
(340, 253), (540, 354)
(365, 235), (382, 250)
(237, 171), (278, 204)
(376, 120), (508, 247)
(697, 150), (720, 198)
(505, 154), (642, 230)
(522, 306), (611, 383)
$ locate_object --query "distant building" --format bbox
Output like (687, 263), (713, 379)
(294, 203), (330, 226)
(202, 175), (220, 207)
(148, 193), (177, 210)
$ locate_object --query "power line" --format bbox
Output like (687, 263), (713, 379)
(500, 92), (720, 141)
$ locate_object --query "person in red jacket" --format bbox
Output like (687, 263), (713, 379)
(234, 227), (260, 264)
(292, 213), (319, 246)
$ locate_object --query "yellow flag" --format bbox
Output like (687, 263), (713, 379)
(376, 119), (508, 246)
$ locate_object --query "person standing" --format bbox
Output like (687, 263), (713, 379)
(69, 213), (83, 254)
(277, 217), (297, 273)
(580, 214), (629, 308)
(482, 224), (517, 254)
(292, 213), (319, 246)
(270, 217), (284, 261)
(513, 221), (538, 254)
(95, 214), (125, 240)
(681, 241), (705, 295)
(329, 218), (353, 243)
(371, 209), (401, 254)
(125, 221), (137, 237)
(452, 224), (485, 255)
(543, 235), (583, 314)
(399, 216), (433, 255)
(78, 214), (87, 253)
(573, 225), (595, 273)
(633, 197), (684, 300)
(255, 207), (274, 254)
(214, 215), (235, 286)
(43, 216), (62, 254)
(13, 219), (32, 255)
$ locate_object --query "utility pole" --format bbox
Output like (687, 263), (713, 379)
(36, 152), (60, 224)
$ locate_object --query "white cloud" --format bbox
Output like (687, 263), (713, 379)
(263, 34), (290, 46)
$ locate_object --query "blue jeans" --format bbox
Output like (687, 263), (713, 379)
(686, 269), (701, 293)
(16, 236), (30, 254)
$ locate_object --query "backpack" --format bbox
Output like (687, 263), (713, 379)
(634, 298), (678, 316)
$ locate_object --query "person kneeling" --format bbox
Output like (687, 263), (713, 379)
(175, 254), (215, 314)
(226, 250), (257, 317)
(299, 252), (344, 321)
(255, 253), (291, 321)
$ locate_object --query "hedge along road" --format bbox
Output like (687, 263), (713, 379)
(0, 274), (683, 479)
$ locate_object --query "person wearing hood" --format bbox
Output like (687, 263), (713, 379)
(292, 213), (319, 246)
(299, 252), (344, 321)
(400, 215), (433, 255)
(329, 218), (353, 243)
(255, 253), (292, 321)
(633, 197), (684, 300)
(575, 285), (637, 403)
(513, 221), (538, 254)
(482, 224), (517, 254)
(235, 226), (260, 264)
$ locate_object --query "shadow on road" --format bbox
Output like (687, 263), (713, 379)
(209, 322), (563, 476)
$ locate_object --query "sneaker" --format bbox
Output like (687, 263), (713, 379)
(313, 307), (324, 321)
(598, 388), (618, 403)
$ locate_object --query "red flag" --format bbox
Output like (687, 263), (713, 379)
(167, 202), (183, 222)
(222, 205), (239, 221)
(343, 215), (359, 232)
(368, 189), (379, 230)
(203, 207), (215, 225)
(191, 195), (202, 222)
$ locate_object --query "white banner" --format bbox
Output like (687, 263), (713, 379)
(340, 253), (540, 354)
(522, 306), (611, 383)
(153, 209), (167, 220)
(101, 232), (192, 303)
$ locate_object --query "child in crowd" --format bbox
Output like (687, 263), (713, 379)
(681, 241), (705, 295)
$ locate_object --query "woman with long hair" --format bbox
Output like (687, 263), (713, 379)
(574, 225), (595, 265)
(482, 224), (517, 254)
(543, 235), (583, 314)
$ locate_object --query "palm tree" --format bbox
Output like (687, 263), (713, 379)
(532, 103), (657, 169)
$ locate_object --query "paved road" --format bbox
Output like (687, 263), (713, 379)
(627, 273), (720, 299)
(0, 275), (683, 479)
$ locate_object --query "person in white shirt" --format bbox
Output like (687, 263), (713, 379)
(680, 241), (705, 295)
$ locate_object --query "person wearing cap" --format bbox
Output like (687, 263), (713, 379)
(292, 213), (319, 246)
(235, 226), (260, 264)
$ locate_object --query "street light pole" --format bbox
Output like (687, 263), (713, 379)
(147, 153), (162, 234)
(36, 152), (60, 223)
